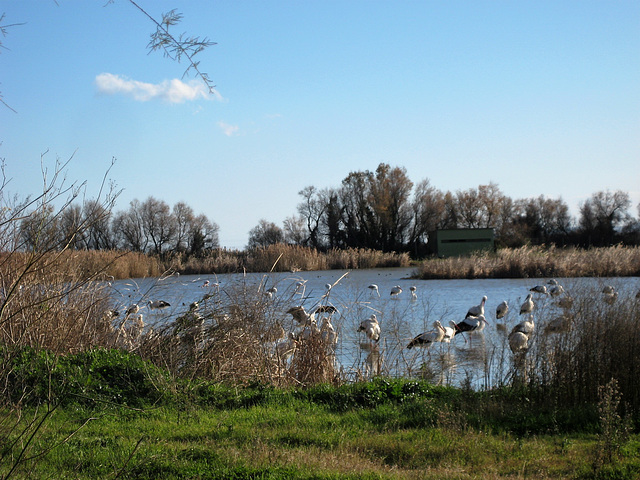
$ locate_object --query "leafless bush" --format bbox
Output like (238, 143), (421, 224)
(0, 155), (121, 402)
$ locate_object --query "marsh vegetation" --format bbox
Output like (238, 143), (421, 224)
(1, 163), (639, 478)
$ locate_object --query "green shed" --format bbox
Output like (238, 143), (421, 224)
(427, 228), (495, 258)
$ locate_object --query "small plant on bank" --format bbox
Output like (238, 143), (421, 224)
(593, 378), (632, 470)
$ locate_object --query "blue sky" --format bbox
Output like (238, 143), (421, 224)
(1, 1), (639, 249)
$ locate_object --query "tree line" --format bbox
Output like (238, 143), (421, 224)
(14, 162), (639, 258)
(249, 163), (640, 256)
(18, 196), (220, 257)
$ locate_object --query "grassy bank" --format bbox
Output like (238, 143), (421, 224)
(415, 245), (640, 279)
(1, 361), (639, 479)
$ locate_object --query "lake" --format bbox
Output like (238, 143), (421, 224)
(110, 268), (640, 387)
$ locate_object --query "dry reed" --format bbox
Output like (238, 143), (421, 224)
(0, 251), (117, 354)
(417, 245), (640, 279)
(134, 273), (342, 387)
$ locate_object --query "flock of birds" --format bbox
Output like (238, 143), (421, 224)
(106, 275), (635, 377)
(402, 278), (629, 359)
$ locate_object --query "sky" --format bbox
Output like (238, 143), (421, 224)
(1, 1), (639, 249)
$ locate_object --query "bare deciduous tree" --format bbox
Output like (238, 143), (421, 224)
(247, 219), (284, 249)
(140, 196), (176, 255)
(409, 178), (445, 254)
(579, 190), (631, 246)
(189, 213), (219, 255)
(283, 215), (307, 246)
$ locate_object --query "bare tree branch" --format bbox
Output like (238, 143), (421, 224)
(127, 1), (217, 93)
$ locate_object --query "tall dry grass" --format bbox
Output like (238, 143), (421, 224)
(119, 272), (640, 422)
(0, 251), (117, 354)
(416, 245), (640, 279)
(534, 285), (640, 412)
(82, 244), (410, 278)
(135, 274), (341, 387)
(2, 245), (410, 281)
(240, 245), (410, 272)
(164, 250), (242, 275)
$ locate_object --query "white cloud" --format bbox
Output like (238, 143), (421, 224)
(217, 121), (239, 137)
(95, 73), (219, 103)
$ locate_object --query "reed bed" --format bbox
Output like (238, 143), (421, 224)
(240, 245), (410, 272)
(416, 245), (640, 279)
(7, 244), (638, 282)
(1, 245), (410, 281)
(134, 274), (342, 388)
(164, 250), (242, 274)
(2, 245), (640, 418)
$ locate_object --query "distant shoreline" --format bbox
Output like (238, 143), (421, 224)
(16, 244), (638, 281)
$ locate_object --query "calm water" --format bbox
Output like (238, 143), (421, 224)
(110, 268), (640, 387)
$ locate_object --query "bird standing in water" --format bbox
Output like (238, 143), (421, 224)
(496, 300), (509, 319)
(406, 321), (445, 349)
(520, 293), (534, 315)
(466, 296), (487, 318)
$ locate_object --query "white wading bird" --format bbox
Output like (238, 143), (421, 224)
(508, 331), (529, 353)
(390, 285), (403, 298)
(441, 321), (456, 343)
(520, 293), (534, 315)
(148, 300), (171, 310)
(409, 285), (417, 300)
(406, 321), (445, 349)
(367, 284), (380, 297)
(549, 284), (565, 297)
(508, 315), (535, 353)
(511, 314), (535, 337)
(455, 314), (488, 337)
(466, 296), (487, 318)
(496, 300), (509, 319)
(358, 314), (381, 344)
(530, 285), (548, 294)
(287, 306), (313, 325)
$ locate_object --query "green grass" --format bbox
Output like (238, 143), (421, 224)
(1, 349), (639, 479)
(3, 399), (637, 479)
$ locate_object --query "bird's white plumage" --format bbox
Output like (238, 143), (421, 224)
(549, 285), (564, 297)
(358, 314), (381, 342)
(520, 293), (534, 315)
(511, 315), (535, 336)
(406, 321), (444, 349)
(287, 306), (313, 325)
(496, 300), (509, 319)
(508, 331), (529, 353)
(441, 321), (456, 343)
(148, 300), (170, 309)
(530, 285), (548, 294)
(466, 296), (487, 318)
